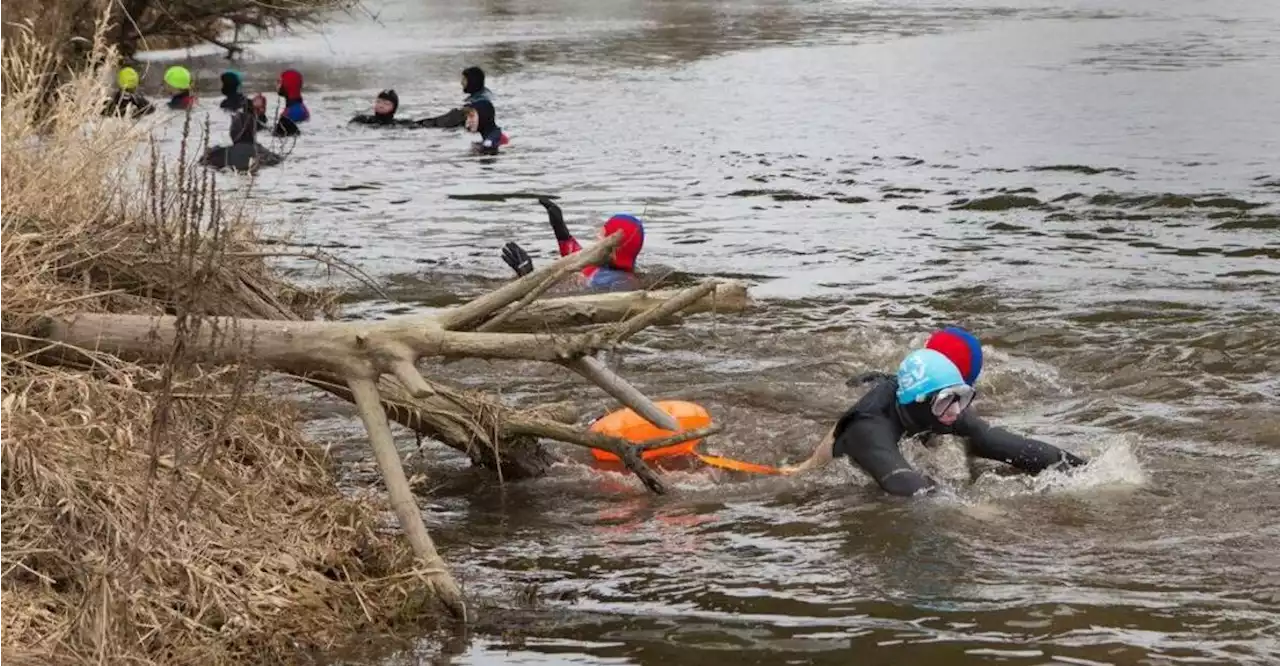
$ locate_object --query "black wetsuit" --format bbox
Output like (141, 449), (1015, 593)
(103, 90), (155, 118)
(350, 113), (423, 128)
(202, 102), (283, 171)
(467, 99), (503, 155)
(167, 91), (195, 110)
(350, 89), (425, 128)
(833, 376), (1087, 497)
(420, 66), (493, 128)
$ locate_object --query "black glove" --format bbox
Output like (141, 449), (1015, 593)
(538, 196), (572, 242)
(502, 241), (533, 277)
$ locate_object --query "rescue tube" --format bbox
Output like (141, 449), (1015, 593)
(589, 400), (711, 461)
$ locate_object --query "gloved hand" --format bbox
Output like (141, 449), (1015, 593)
(538, 197), (572, 242)
(502, 241), (533, 277)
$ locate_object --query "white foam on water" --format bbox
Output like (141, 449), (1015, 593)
(963, 433), (1149, 503)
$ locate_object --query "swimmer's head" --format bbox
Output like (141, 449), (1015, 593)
(374, 89), (398, 117)
(896, 348), (973, 428)
(277, 69), (303, 100)
(220, 70), (242, 97)
(117, 67), (140, 91)
(164, 65), (191, 91)
(465, 99), (494, 133)
(462, 66), (485, 95)
(251, 93), (267, 115)
(599, 214), (645, 272)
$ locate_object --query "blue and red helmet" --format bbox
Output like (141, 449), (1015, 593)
(925, 326), (983, 386)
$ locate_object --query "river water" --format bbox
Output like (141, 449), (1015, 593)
(137, 0), (1280, 663)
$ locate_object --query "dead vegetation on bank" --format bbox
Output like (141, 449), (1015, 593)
(1, 26), (445, 666)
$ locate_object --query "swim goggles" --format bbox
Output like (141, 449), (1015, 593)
(931, 384), (976, 418)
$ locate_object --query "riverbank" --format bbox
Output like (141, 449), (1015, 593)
(0, 27), (447, 666)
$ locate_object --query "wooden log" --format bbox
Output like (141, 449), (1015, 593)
(479, 281), (752, 332)
(437, 233), (621, 332)
(348, 377), (467, 620)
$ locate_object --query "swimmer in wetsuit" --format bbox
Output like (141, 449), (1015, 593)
(218, 70), (248, 111)
(500, 197), (646, 292)
(273, 69), (309, 137)
(103, 67), (155, 118)
(349, 89), (423, 127)
(164, 66), (196, 110)
(463, 99), (507, 154)
(785, 327), (1087, 496)
(419, 66), (494, 128)
(201, 98), (284, 172)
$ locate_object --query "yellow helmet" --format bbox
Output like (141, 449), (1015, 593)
(117, 66), (140, 91)
(164, 65), (192, 90)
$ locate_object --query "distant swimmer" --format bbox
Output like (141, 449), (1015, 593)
(783, 327), (1088, 496)
(103, 66), (155, 118)
(349, 89), (426, 128)
(201, 98), (283, 172)
(501, 197), (645, 292)
(419, 66), (495, 128)
(464, 99), (507, 154)
(163, 66), (195, 110)
(218, 70), (248, 111)
(250, 94), (270, 132)
(273, 69), (309, 137)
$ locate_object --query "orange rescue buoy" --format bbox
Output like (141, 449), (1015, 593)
(589, 400), (712, 462)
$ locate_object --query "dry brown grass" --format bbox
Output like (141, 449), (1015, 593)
(1, 20), (445, 666)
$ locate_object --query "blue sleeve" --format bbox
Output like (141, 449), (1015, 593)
(586, 269), (636, 292)
(282, 103), (309, 123)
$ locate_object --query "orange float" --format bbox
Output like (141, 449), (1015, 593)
(589, 400), (711, 462)
(587, 401), (785, 475)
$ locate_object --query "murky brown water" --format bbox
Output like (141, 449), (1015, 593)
(135, 0), (1280, 663)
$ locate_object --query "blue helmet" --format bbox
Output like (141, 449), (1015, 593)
(896, 348), (966, 406)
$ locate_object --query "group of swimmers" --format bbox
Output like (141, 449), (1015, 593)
(104, 64), (311, 169)
(103, 63), (507, 170)
(102, 60), (1087, 499)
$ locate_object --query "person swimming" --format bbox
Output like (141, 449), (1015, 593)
(102, 66), (155, 118)
(500, 197), (645, 292)
(419, 66), (495, 128)
(219, 70), (247, 111)
(250, 93), (270, 132)
(273, 69), (309, 136)
(349, 89), (424, 127)
(164, 66), (195, 110)
(783, 326), (1088, 496)
(464, 99), (506, 154)
(200, 98), (283, 172)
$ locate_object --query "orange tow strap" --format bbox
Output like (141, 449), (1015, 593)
(693, 443), (785, 475)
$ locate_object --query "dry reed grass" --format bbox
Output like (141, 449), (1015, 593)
(1, 20), (445, 666)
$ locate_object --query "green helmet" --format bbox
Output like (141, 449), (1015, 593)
(164, 65), (191, 90)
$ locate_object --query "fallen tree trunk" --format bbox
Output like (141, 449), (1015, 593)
(485, 281), (752, 332)
(88, 231), (750, 478)
(14, 233), (752, 621)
